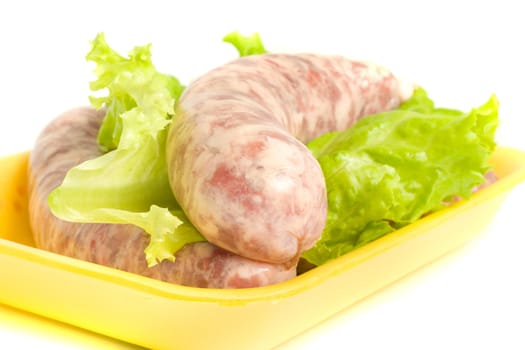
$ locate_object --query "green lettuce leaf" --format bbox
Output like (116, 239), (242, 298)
(223, 31), (267, 56)
(302, 88), (499, 266)
(86, 33), (185, 152)
(48, 33), (203, 266)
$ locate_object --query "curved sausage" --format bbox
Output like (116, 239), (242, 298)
(28, 107), (295, 288)
(167, 53), (413, 264)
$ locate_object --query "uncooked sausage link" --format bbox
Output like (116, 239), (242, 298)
(27, 107), (295, 288)
(167, 53), (413, 264)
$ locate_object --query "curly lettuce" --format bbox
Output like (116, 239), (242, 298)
(223, 31), (267, 56)
(48, 33), (203, 266)
(302, 88), (499, 266)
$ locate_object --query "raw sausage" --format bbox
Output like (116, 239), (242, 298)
(28, 107), (295, 288)
(167, 53), (413, 264)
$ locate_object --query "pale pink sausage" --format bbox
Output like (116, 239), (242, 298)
(28, 107), (295, 288)
(167, 53), (413, 264)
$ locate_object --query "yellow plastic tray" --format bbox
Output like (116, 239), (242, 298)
(1, 147), (525, 350)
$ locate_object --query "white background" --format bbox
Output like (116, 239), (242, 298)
(0, 0), (524, 349)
